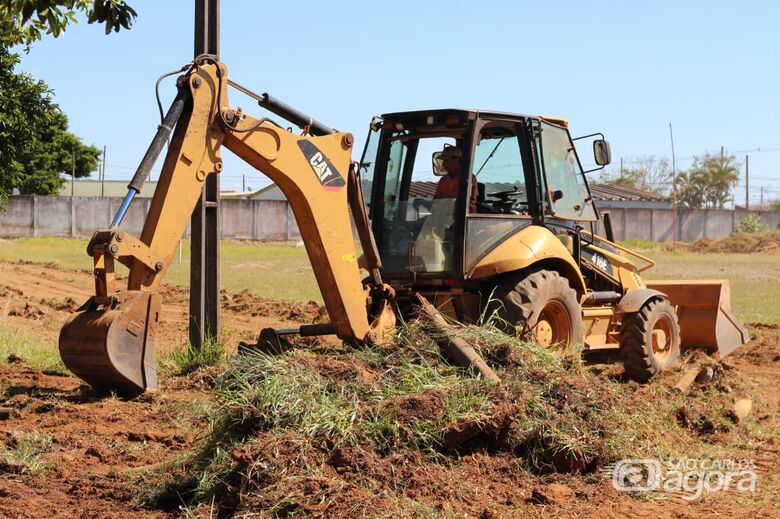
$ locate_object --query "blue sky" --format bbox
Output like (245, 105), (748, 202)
(15, 0), (780, 205)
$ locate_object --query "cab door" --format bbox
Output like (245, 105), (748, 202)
(464, 117), (535, 274)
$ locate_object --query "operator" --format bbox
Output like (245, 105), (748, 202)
(434, 146), (478, 213)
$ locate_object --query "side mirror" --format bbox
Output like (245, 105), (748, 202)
(593, 139), (611, 166)
(432, 151), (447, 176)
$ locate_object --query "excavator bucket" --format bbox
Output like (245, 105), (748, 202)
(58, 291), (160, 396)
(645, 280), (749, 358)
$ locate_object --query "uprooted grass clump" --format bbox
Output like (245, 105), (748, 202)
(140, 319), (752, 516)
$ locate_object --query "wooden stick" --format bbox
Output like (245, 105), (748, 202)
(673, 367), (699, 392)
(415, 294), (500, 383)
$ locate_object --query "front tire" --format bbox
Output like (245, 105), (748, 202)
(619, 298), (681, 382)
(492, 270), (584, 351)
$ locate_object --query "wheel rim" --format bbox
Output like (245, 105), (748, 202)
(652, 315), (673, 362)
(533, 301), (571, 347)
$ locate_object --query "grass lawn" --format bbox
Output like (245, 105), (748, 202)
(1, 237), (777, 324)
(641, 250), (780, 324)
(0, 236), (321, 303)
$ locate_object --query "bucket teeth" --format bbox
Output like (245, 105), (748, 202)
(59, 291), (160, 396)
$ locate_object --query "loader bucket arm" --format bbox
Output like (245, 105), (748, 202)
(59, 60), (392, 395)
(646, 280), (749, 357)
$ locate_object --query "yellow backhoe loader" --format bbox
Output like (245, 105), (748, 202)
(59, 57), (748, 395)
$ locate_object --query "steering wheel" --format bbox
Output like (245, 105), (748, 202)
(487, 189), (524, 200)
(485, 190), (528, 214)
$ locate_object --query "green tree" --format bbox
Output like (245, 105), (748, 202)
(16, 111), (100, 195)
(674, 152), (740, 209)
(770, 198), (780, 211)
(0, 44), (99, 199)
(0, 45), (54, 199)
(598, 155), (671, 194)
(1, 1), (136, 47)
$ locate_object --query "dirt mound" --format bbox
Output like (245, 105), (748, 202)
(1, 260), (779, 517)
(689, 231), (780, 254)
(138, 322), (779, 517)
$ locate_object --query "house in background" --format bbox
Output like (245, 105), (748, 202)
(59, 179), (159, 198)
(588, 184), (671, 209)
(236, 181), (672, 210)
(220, 183), (287, 201)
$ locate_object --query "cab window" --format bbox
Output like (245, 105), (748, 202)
(539, 120), (597, 221)
(465, 122), (532, 270)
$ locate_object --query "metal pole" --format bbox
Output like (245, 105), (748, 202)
(101, 145), (106, 197)
(190, 0), (221, 350)
(745, 155), (749, 211)
(669, 123), (677, 249)
(71, 151), (75, 197)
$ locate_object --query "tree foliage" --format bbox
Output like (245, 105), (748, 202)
(674, 152), (740, 209)
(16, 110), (100, 195)
(0, 45), (53, 199)
(735, 213), (768, 234)
(0, 44), (99, 199)
(598, 155), (671, 195)
(0, 1), (136, 47)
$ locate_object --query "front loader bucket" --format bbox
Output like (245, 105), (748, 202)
(59, 291), (160, 396)
(645, 280), (749, 358)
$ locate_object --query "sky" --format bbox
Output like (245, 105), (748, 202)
(14, 0), (780, 206)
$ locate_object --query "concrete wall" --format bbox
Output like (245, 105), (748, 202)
(595, 206), (780, 242)
(2, 195), (779, 242)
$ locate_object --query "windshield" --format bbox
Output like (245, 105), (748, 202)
(539, 121), (597, 221)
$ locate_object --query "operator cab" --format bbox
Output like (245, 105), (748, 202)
(358, 109), (609, 287)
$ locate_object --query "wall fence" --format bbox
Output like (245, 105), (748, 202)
(1, 196), (778, 242)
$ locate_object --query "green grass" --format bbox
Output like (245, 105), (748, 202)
(141, 318), (760, 515)
(0, 236), (321, 303)
(642, 251), (780, 324)
(0, 431), (53, 475)
(162, 334), (228, 376)
(0, 324), (67, 374)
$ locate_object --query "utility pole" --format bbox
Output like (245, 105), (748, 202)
(101, 145), (107, 197)
(745, 155), (749, 211)
(669, 123), (677, 248)
(760, 186), (764, 207)
(71, 151), (75, 197)
(242, 174), (246, 192)
(189, 0), (221, 351)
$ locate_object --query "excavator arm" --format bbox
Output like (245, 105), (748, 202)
(59, 59), (395, 395)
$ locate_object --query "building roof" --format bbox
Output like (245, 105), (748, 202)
(59, 179), (158, 198)
(408, 181), (669, 202)
(588, 183), (670, 202)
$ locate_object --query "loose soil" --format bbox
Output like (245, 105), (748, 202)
(0, 260), (329, 351)
(681, 231), (780, 255)
(0, 261), (778, 518)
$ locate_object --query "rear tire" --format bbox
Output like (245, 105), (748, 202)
(619, 298), (681, 382)
(491, 270), (584, 351)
